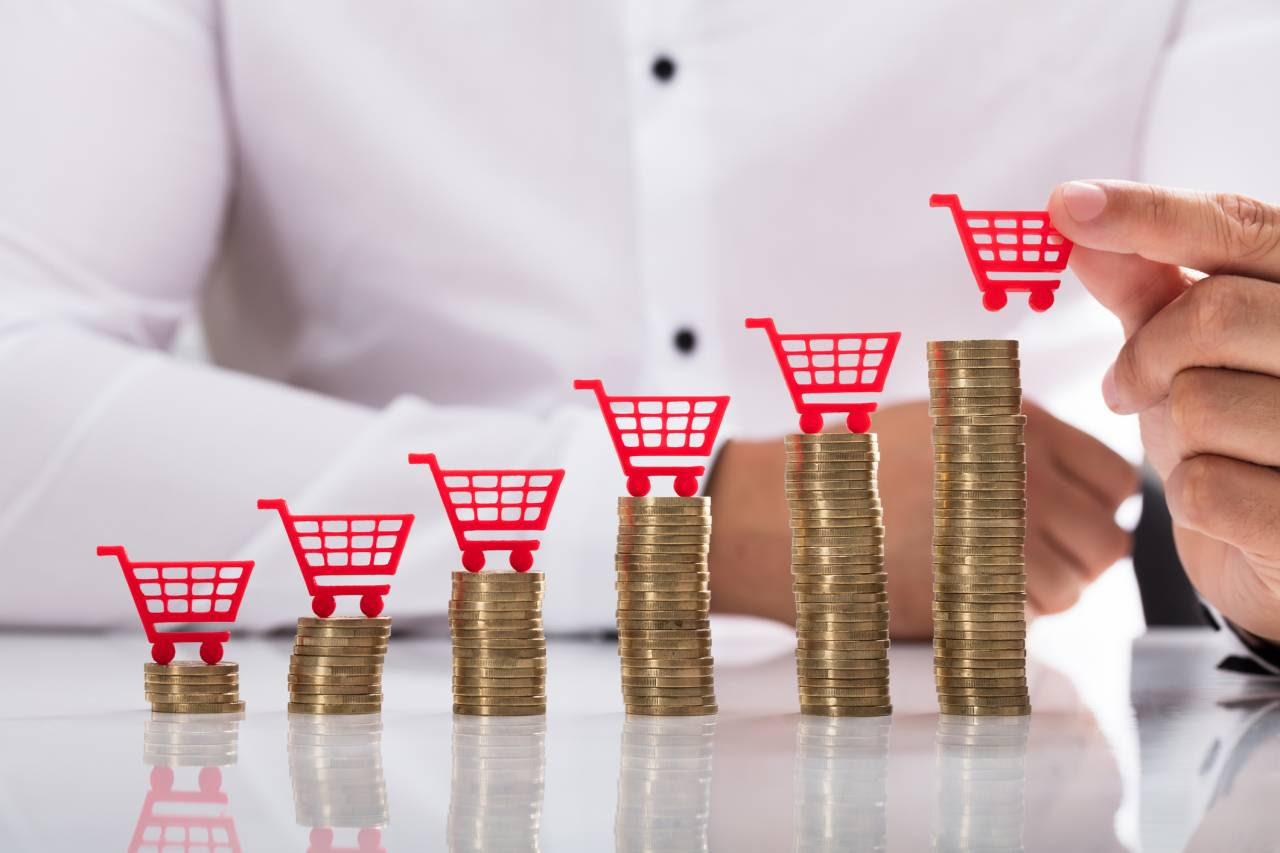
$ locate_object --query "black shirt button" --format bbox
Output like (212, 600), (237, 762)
(651, 55), (677, 83)
(673, 327), (697, 355)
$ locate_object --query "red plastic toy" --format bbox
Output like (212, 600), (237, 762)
(98, 545), (253, 665)
(308, 828), (386, 853)
(129, 766), (242, 853)
(930, 193), (1074, 312)
(746, 317), (901, 434)
(408, 453), (565, 573)
(573, 378), (729, 497)
(257, 499), (414, 619)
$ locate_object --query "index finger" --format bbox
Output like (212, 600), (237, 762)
(1048, 180), (1280, 282)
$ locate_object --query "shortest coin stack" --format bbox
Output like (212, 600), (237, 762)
(145, 661), (245, 714)
(288, 617), (391, 715)
(616, 496), (717, 717)
(450, 571), (547, 717)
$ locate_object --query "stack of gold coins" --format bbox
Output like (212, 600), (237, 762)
(614, 716), (716, 853)
(933, 716), (1030, 850)
(448, 715), (547, 852)
(288, 713), (389, 841)
(786, 433), (891, 717)
(288, 617), (390, 715)
(450, 571), (546, 716)
(616, 496), (716, 717)
(927, 340), (1030, 717)
(145, 662), (244, 714)
(793, 716), (892, 853)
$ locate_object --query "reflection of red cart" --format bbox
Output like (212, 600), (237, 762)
(129, 766), (242, 853)
(258, 499), (414, 618)
(98, 545), (253, 665)
(746, 317), (900, 434)
(573, 378), (729, 497)
(308, 828), (385, 853)
(930, 193), (1074, 312)
(408, 453), (564, 572)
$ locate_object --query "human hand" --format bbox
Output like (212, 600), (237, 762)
(707, 401), (1135, 638)
(1049, 180), (1280, 640)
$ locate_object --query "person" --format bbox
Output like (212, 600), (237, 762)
(0, 2), (1275, 648)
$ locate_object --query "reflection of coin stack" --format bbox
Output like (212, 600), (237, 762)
(614, 716), (716, 853)
(288, 714), (389, 838)
(786, 433), (891, 717)
(447, 715), (547, 852)
(145, 662), (245, 714)
(933, 716), (1029, 852)
(793, 716), (891, 853)
(450, 571), (546, 716)
(927, 340), (1030, 717)
(616, 497), (717, 717)
(288, 617), (390, 715)
(144, 712), (242, 767)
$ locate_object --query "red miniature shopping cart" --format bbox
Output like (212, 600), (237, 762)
(408, 453), (565, 573)
(930, 193), (1074, 312)
(98, 545), (253, 665)
(573, 378), (729, 497)
(257, 499), (414, 618)
(129, 766), (242, 853)
(308, 828), (385, 853)
(746, 317), (901, 434)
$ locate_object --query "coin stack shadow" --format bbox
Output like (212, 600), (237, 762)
(288, 713), (389, 848)
(786, 433), (892, 717)
(927, 339), (1030, 717)
(616, 496), (717, 717)
(932, 716), (1030, 851)
(288, 617), (391, 715)
(447, 715), (547, 852)
(793, 716), (891, 853)
(144, 712), (242, 768)
(145, 661), (245, 715)
(614, 715), (716, 853)
(450, 571), (547, 717)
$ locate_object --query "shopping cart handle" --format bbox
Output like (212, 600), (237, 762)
(743, 317), (776, 332)
(572, 378), (604, 392)
(929, 193), (961, 209)
(256, 498), (288, 512)
(407, 453), (436, 466)
(96, 545), (127, 558)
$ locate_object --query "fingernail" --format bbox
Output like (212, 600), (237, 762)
(1062, 181), (1108, 222)
(1102, 364), (1120, 412)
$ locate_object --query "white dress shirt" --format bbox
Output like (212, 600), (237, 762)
(2, 0), (1277, 632)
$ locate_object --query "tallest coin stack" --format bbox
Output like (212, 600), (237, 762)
(927, 340), (1030, 716)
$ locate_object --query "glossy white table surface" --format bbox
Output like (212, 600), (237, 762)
(1, 624), (1277, 852)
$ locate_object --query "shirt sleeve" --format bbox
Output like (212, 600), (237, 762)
(0, 0), (621, 634)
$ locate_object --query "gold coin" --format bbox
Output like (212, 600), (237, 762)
(785, 451), (881, 464)
(615, 583), (709, 596)
(784, 433), (877, 445)
(145, 662), (238, 676)
(621, 696), (718, 709)
(294, 634), (390, 648)
(929, 406), (1022, 418)
(792, 560), (886, 572)
(449, 592), (544, 605)
(799, 687), (891, 699)
(797, 642), (889, 657)
(787, 497), (883, 510)
(932, 600), (1025, 612)
(933, 627), (1026, 640)
(297, 616), (392, 629)
(453, 704), (546, 717)
(797, 632), (889, 646)
(622, 685), (717, 698)
(935, 676), (1027, 688)
(933, 583), (1026, 595)
(150, 701), (246, 714)
(288, 691), (385, 704)
(615, 546), (708, 559)
(933, 638), (1025, 651)
(288, 702), (381, 715)
(795, 627), (890, 642)
(618, 638), (713, 652)
(452, 682), (546, 695)
(452, 645), (545, 659)
(450, 630), (545, 642)
(792, 581), (887, 595)
(288, 683), (381, 696)
(452, 640), (548, 652)
(615, 532), (711, 545)
(928, 365), (1021, 377)
(621, 675), (715, 687)
(289, 675), (382, 688)
(146, 691), (240, 704)
(796, 695), (893, 708)
(452, 666), (548, 679)
(452, 570), (545, 581)
(619, 649), (713, 662)
(449, 597), (544, 610)
(933, 648), (1026, 661)
(934, 511), (1026, 523)
(933, 554), (1027, 566)
(616, 620), (710, 632)
(799, 706), (891, 718)
(615, 571), (710, 585)
(938, 705), (1031, 717)
(789, 517), (884, 530)
(794, 603), (889, 617)
(295, 625), (392, 640)
(933, 610), (1026, 623)
(927, 339), (1018, 352)
(618, 654), (714, 668)
(619, 666), (714, 679)
(792, 527), (886, 541)
(615, 562), (710, 575)
(453, 675), (544, 688)
(292, 647), (387, 661)
(289, 663), (383, 677)
(144, 675), (239, 688)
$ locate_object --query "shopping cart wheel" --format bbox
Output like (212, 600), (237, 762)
(357, 828), (383, 851)
(1028, 290), (1055, 312)
(981, 289), (1008, 312)
(310, 829), (335, 851)
(360, 593), (385, 618)
(626, 474), (652, 497)
(150, 766), (174, 794)
(199, 640), (225, 665)
(674, 474), (699, 497)
(462, 548), (486, 572)
(198, 767), (222, 794)
(799, 412), (824, 434)
(151, 640), (176, 665)
(846, 411), (871, 434)
(312, 593), (337, 618)
(510, 548), (534, 572)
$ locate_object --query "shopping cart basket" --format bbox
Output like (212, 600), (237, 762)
(98, 545), (253, 665)
(257, 499), (414, 618)
(130, 766), (242, 853)
(408, 453), (565, 572)
(930, 193), (1074, 312)
(573, 378), (730, 497)
(745, 317), (900, 434)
